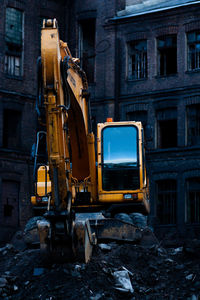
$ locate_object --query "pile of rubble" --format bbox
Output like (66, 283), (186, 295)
(0, 234), (200, 299)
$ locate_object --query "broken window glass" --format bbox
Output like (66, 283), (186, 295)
(128, 40), (147, 80)
(4, 55), (21, 77)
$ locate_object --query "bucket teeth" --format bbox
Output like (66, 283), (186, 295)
(37, 220), (50, 253)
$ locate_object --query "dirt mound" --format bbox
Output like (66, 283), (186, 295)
(0, 239), (199, 299)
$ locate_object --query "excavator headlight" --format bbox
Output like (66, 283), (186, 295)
(42, 196), (48, 202)
(123, 193), (138, 200)
(123, 194), (133, 200)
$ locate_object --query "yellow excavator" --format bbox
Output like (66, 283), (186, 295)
(30, 19), (156, 262)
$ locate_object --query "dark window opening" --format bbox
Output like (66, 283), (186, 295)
(79, 19), (96, 83)
(5, 7), (23, 77)
(128, 40), (147, 80)
(157, 35), (177, 76)
(156, 179), (177, 225)
(4, 203), (14, 217)
(157, 108), (177, 149)
(3, 109), (21, 149)
(187, 31), (200, 71)
(186, 178), (200, 224)
(158, 119), (177, 148)
(187, 104), (200, 146)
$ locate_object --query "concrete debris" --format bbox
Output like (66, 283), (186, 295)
(24, 216), (45, 246)
(121, 266), (133, 276)
(175, 264), (185, 270)
(157, 247), (167, 257)
(4, 271), (11, 276)
(33, 268), (45, 276)
(90, 293), (105, 300)
(13, 285), (18, 291)
(74, 264), (81, 271)
(113, 270), (134, 293)
(164, 258), (174, 264)
(0, 244), (14, 254)
(0, 236), (200, 299)
(170, 247), (183, 255)
(71, 265), (82, 278)
(98, 244), (112, 251)
(0, 277), (8, 288)
(186, 274), (194, 280)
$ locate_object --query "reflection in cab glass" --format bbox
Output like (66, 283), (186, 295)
(102, 126), (140, 191)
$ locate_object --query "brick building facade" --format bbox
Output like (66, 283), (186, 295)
(1, 0), (200, 237)
(69, 0), (200, 236)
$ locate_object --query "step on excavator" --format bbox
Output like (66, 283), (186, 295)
(30, 19), (157, 262)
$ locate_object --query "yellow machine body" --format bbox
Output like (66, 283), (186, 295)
(31, 19), (155, 263)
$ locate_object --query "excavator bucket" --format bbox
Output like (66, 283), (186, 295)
(72, 213), (158, 262)
(35, 213), (158, 263)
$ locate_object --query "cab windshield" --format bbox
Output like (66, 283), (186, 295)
(102, 125), (140, 191)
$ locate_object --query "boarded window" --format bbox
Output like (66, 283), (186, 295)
(5, 7), (22, 46)
(186, 178), (200, 223)
(187, 31), (200, 71)
(157, 35), (177, 76)
(5, 7), (23, 77)
(157, 108), (177, 149)
(156, 179), (177, 225)
(79, 19), (96, 83)
(127, 40), (147, 80)
(3, 109), (21, 149)
(187, 104), (200, 146)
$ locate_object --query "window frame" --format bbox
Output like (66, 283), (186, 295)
(156, 179), (177, 225)
(186, 104), (200, 146)
(187, 31), (200, 71)
(127, 39), (148, 80)
(157, 35), (177, 77)
(4, 7), (24, 78)
(185, 178), (200, 224)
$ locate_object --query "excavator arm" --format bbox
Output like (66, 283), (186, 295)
(35, 19), (99, 261)
(40, 19), (96, 210)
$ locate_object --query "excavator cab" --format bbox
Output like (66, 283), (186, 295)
(97, 121), (149, 216)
